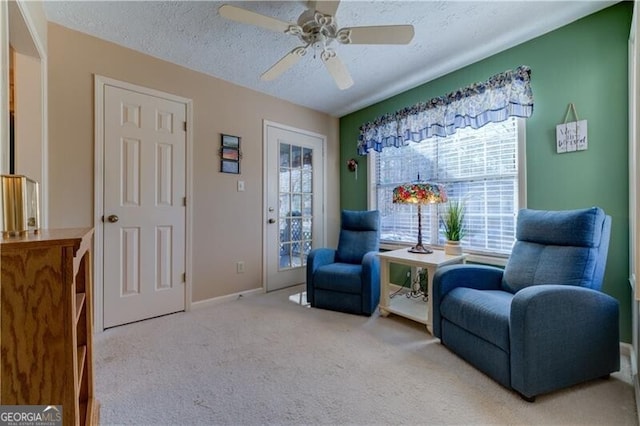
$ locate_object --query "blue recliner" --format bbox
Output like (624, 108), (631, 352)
(432, 207), (619, 401)
(306, 210), (380, 316)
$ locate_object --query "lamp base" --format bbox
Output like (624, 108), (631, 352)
(408, 244), (433, 254)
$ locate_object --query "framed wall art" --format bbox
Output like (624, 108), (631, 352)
(220, 134), (242, 174)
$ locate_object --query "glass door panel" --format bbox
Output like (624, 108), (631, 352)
(278, 142), (313, 270)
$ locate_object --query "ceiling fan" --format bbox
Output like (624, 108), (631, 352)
(218, 1), (415, 90)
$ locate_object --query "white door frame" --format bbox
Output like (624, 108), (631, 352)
(94, 75), (193, 332)
(2, 1), (49, 227)
(262, 120), (327, 292)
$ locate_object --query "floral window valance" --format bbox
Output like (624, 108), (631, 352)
(357, 65), (534, 155)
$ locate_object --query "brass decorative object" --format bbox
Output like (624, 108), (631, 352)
(1, 175), (40, 237)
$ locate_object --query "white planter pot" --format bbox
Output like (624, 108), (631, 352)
(444, 240), (463, 255)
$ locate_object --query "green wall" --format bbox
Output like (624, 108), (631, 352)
(339, 2), (634, 342)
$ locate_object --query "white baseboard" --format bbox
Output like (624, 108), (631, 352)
(624, 341), (640, 426)
(621, 341), (634, 359)
(190, 287), (264, 310)
(634, 373), (640, 426)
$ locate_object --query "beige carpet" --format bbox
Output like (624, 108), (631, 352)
(95, 285), (637, 425)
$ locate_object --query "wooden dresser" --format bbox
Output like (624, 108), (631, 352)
(0, 228), (98, 425)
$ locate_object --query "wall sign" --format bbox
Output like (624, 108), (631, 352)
(556, 103), (588, 153)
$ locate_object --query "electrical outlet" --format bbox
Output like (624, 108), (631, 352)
(237, 261), (245, 273)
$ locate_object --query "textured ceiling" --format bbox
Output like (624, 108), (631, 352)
(42, 1), (617, 117)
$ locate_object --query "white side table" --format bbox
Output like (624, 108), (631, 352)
(378, 248), (467, 333)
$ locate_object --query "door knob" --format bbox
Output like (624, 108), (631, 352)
(107, 214), (119, 223)
(268, 218), (276, 224)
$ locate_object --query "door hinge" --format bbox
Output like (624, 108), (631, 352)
(183, 121), (187, 131)
(183, 197), (187, 206)
(182, 272), (186, 283)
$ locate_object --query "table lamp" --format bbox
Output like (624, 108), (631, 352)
(393, 180), (446, 254)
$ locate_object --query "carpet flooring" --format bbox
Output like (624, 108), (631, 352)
(95, 285), (637, 425)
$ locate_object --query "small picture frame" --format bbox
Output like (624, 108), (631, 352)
(220, 134), (241, 174)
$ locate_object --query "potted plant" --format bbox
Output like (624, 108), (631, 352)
(441, 199), (466, 255)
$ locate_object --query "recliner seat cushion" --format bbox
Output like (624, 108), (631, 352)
(440, 288), (513, 352)
(313, 263), (362, 294)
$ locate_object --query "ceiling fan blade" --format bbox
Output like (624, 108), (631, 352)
(219, 4), (293, 33)
(310, 0), (341, 16)
(339, 25), (415, 45)
(261, 47), (307, 81)
(321, 51), (353, 90)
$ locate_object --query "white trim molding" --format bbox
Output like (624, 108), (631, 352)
(262, 120), (327, 292)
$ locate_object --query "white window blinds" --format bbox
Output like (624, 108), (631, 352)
(372, 117), (522, 256)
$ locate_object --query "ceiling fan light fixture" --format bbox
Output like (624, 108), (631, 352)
(219, 1), (414, 90)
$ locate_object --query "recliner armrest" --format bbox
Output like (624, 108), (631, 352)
(306, 248), (337, 304)
(362, 251), (379, 276)
(510, 285), (620, 398)
(434, 264), (504, 295)
(361, 251), (381, 315)
(510, 285), (620, 338)
(307, 248), (336, 271)
(432, 264), (504, 338)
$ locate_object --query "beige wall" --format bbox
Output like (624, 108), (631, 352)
(13, 51), (42, 183)
(47, 23), (340, 302)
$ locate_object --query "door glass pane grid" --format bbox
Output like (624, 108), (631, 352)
(279, 142), (313, 270)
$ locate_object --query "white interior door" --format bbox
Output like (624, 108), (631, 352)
(265, 122), (325, 292)
(103, 84), (186, 328)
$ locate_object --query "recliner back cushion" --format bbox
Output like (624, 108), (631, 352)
(516, 207), (604, 247)
(336, 210), (380, 264)
(502, 207), (605, 293)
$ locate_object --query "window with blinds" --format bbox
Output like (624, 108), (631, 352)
(370, 117), (524, 256)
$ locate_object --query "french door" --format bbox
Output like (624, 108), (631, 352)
(264, 121), (325, 292)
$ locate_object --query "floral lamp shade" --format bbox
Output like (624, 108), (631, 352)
(393, 182), (447, 205)
(393, 181), (447, 254)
